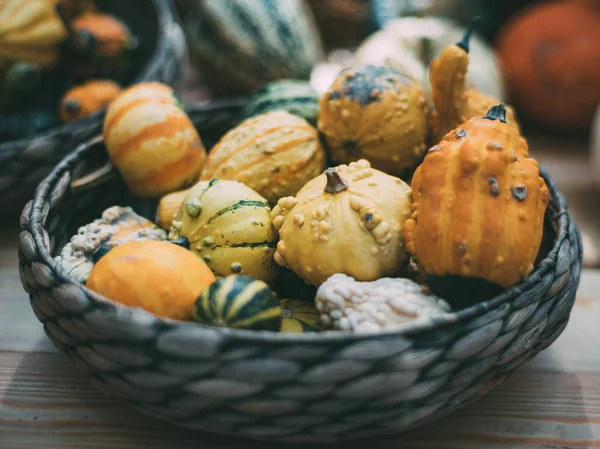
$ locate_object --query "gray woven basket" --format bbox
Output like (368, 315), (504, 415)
(0, 0), (187, 209)
(18, 101), (583, 443)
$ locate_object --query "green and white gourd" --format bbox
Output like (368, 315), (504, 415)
(184, 0), (325, 96)
(242, 79), (320, 126)
(193, 275), (282, 331)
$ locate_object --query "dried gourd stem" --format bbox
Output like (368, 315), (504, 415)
(324, 168), (349, 194)
(484, 104), (507, 123)
(456, 16), (481, 53)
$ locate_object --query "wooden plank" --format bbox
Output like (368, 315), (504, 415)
(1, 351), (599, 449)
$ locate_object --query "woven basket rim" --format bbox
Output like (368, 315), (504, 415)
(0, 0), (179, 153)
(25, 103), (583, 343)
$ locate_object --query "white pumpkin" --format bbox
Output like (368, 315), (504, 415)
(352, 16), (506, 100)
(591, 103), (600, 186)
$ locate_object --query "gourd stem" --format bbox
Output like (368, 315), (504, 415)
(55, 2), (89, 52)
(484, 104), (507, 123)
(324, 168), (349, 194)
(456, 16), (481, 53)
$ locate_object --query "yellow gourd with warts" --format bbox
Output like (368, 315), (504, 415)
(271, 159), (413, 287)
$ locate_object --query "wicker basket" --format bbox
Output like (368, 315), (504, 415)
(18, 101), (583, 443)
(0, 0), (187, 210)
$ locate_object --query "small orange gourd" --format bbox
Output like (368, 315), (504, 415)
(59, 80), (122, 123)
(199, 110), (327, 206)
(318, 64), (429, 177)
(429, 21), (520, 143)
(403, 104), (549, 304)
(155, 188), (190, 230)
(72, 12), (132, 58)
(87, 240), (216, 321)
(103, 82), (207, 199)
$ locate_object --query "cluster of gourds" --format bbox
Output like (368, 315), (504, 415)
(0, 0), (137, 137)
(56, 23), (550, 333)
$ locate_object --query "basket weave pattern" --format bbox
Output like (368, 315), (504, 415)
(18, 106), (583, 442)
(0, 0), (187, 202)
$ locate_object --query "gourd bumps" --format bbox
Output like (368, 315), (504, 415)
(318, 64), (429, 177)
(271, 159), (413, 286)
(403, 105), (550, 293)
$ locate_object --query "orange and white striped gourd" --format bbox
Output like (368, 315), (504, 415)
(103, 82), (207, 199)
(403, 104), (549, 295)
(199, 110), (327, 206)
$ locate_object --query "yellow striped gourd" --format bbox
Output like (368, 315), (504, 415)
(168, 178), (280, 282)
(103, 82), (207, 199)
(199, 110), (327, 206)
(193, 275), (281, 331)
(0, 0), (67, 69)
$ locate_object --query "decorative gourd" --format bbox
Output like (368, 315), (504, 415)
(54, 206), (167, 284)
(352, 16), (506, 100)
(183, 0), (325, 96)
(193, 275), (281, 331)
(0, 0), (68, 69)
(71, 12), (132, 58)
(103, 82), (207, 199)
(55, 5), (138, 80)
(317, 64), (429, 177)
(59, 80), (121, 123)
(403, 104), (550, 305)
(280, 298), (322, 333)
(155, 188), (190, 230)
(199, 110), (327, 206)
(315, 273), (451, 332)
(495, 0), (600, 129)
(242, 79), (320, 126)
(271, 159), (413, 286)
(87, 240), (216, 321)
(429, 21), (520, 144)
(169, 179), (280, 282)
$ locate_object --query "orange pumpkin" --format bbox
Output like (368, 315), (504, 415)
(403, 104), (549, 297)
(87, 240), (216, 321)
(103, 82), (207, 199)
(72, 12), (131, 58)
(59, 80), (122, 124)
(200, 110), (327, 206)
(495, 0), (600, 129)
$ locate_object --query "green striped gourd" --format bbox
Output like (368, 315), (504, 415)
(168, 178), (280, 282)
(280, 298), (322, 333)
(193, 275), (281, 331)
(183, 0), (325, 96)
(242, 79), (320, 126)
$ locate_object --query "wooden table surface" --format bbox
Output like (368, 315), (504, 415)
(1, 114), (600, 447)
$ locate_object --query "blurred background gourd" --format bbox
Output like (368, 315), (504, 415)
(182, 0), (326, 96)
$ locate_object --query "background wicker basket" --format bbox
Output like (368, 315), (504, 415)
(17, 101), (583, 443)
(0, 0), (187, 213)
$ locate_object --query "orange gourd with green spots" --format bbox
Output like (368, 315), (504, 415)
(403, 104), (549, 301)
(103, 82), (207, 199)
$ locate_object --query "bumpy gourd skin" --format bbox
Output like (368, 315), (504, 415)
(271, 159), (413, 287)
(403, 106), (550, 291)
(169, 179), (280, 282)
(318, 65), (429, 177)
(429, 32), (520, 143)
